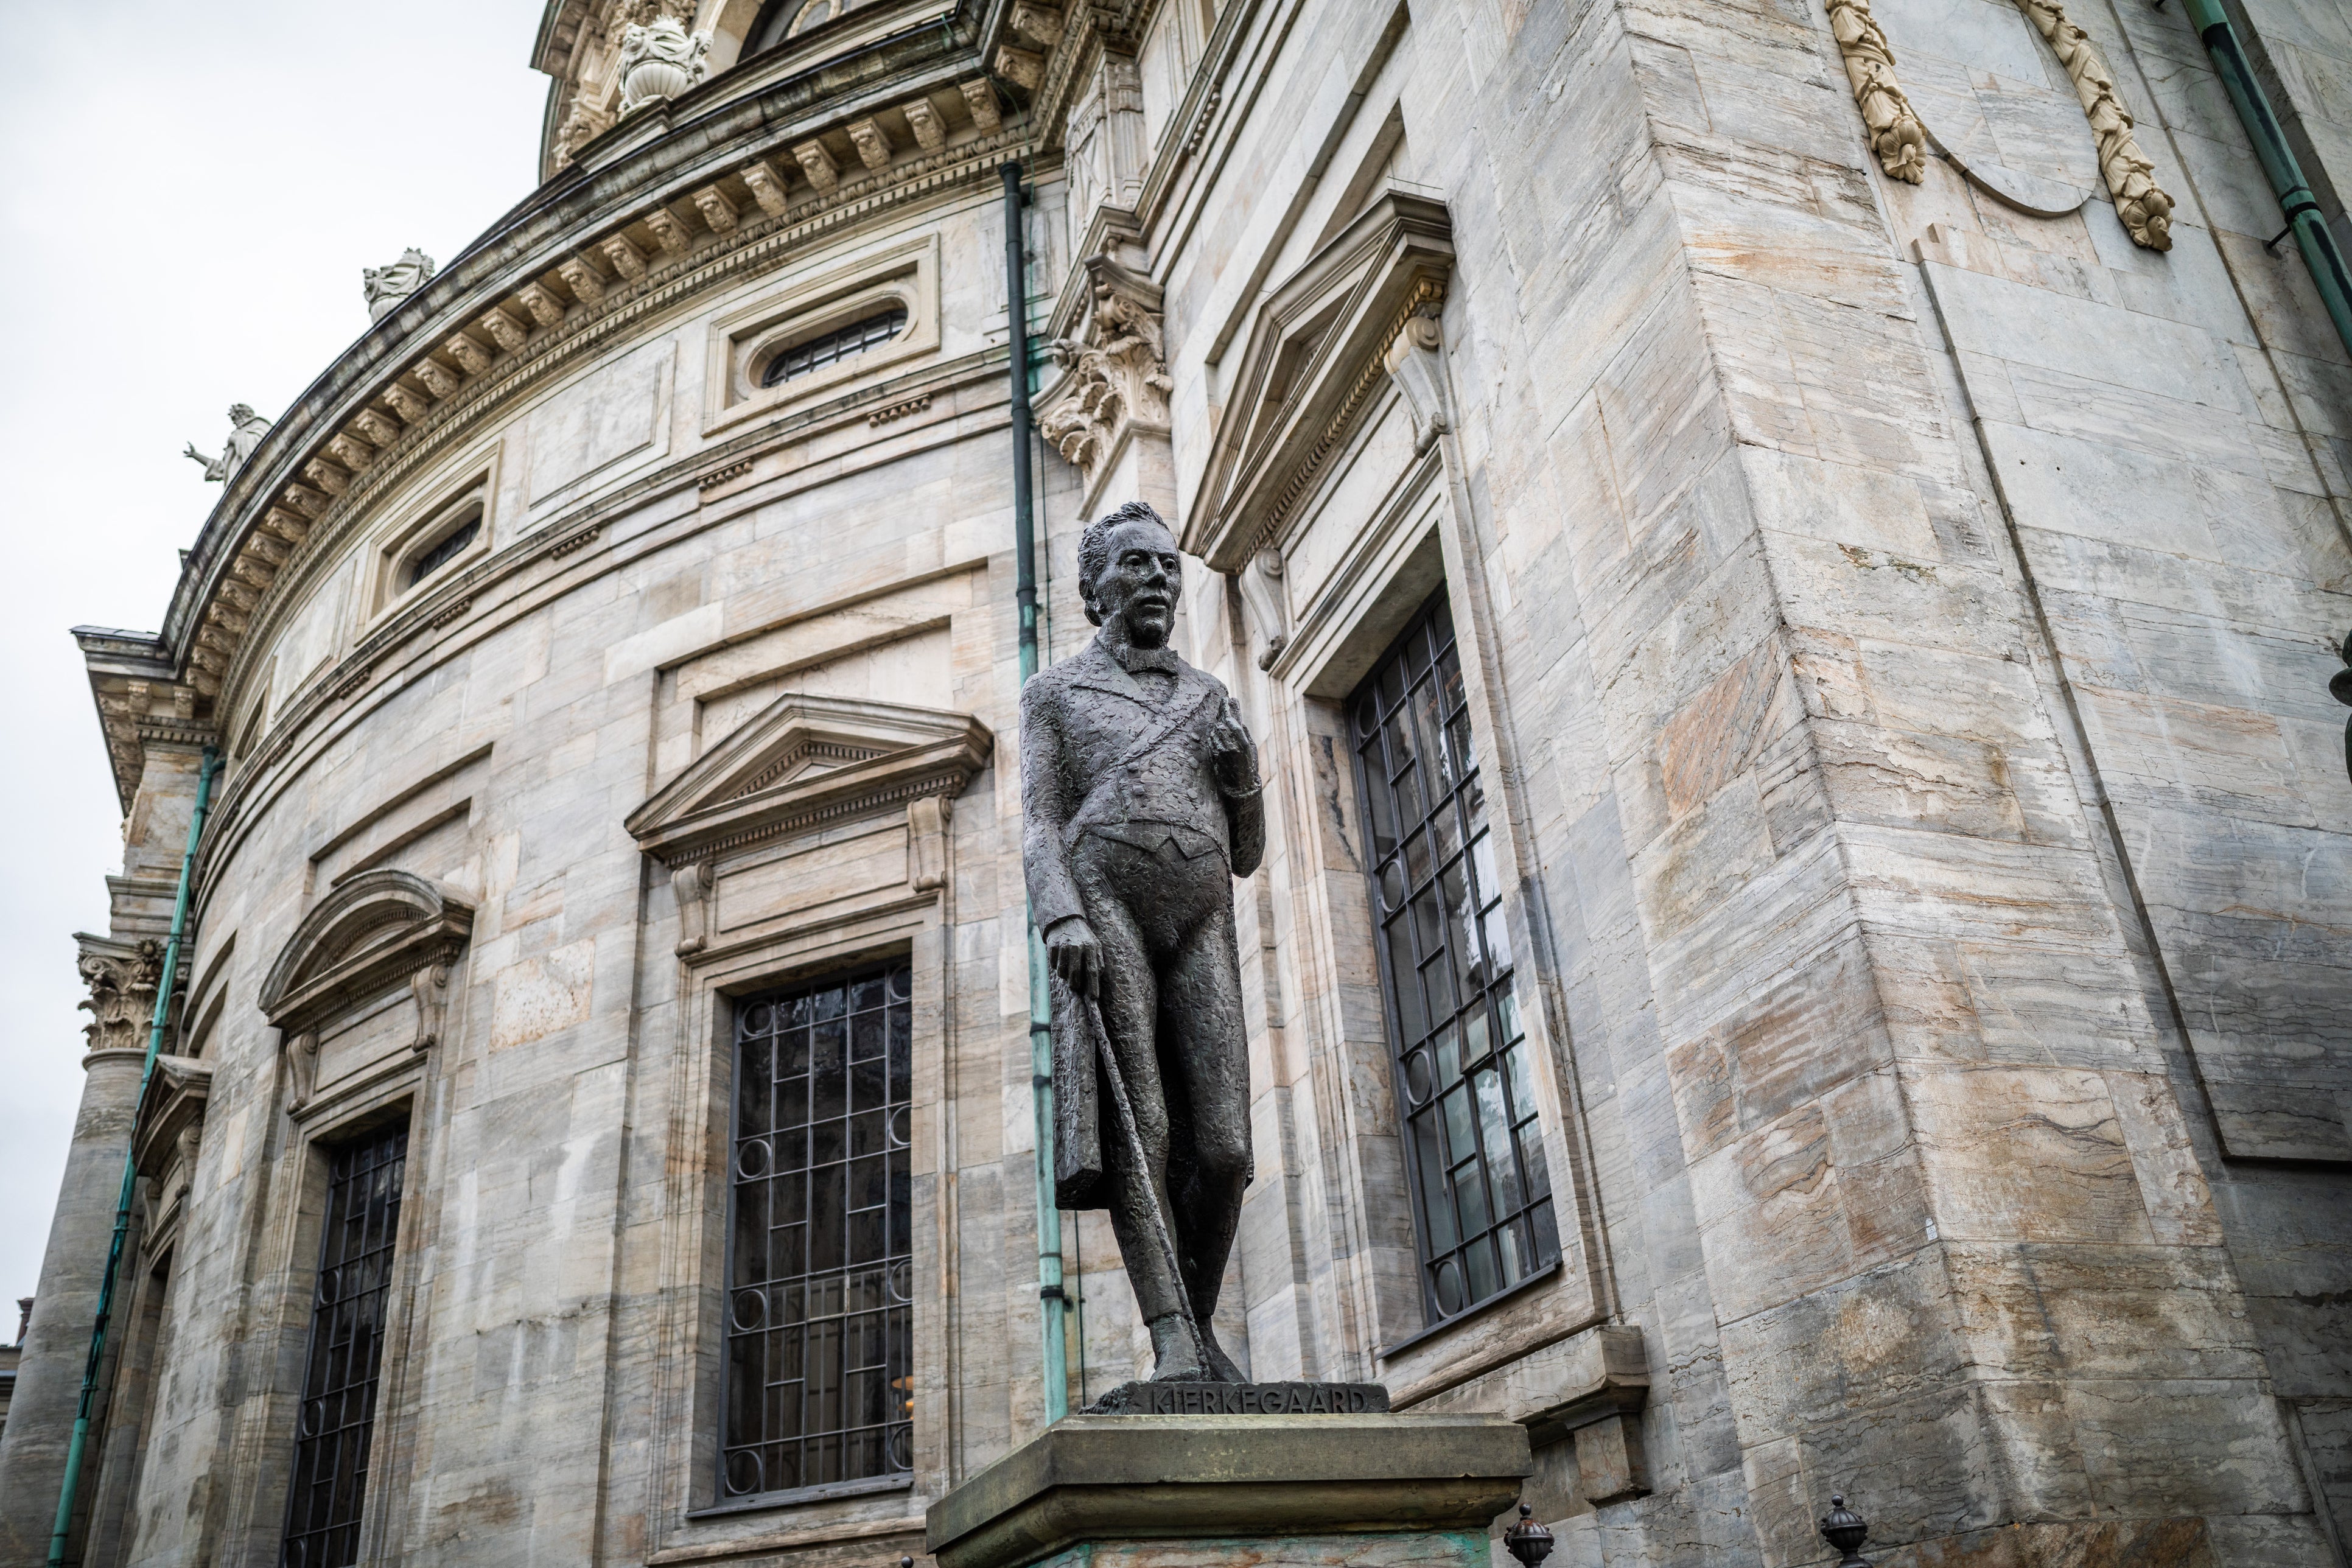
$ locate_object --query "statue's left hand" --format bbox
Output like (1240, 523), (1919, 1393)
(1208, 698), (1258, 794)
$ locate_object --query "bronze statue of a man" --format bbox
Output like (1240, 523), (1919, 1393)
(1021, 500), (1263, 1383)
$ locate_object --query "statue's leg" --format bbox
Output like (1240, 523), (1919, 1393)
(1074, 847), (1199, 1376)
(1160, 887), (1251, 1383)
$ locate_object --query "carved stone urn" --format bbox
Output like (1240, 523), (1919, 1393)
(617, 18), (712, 114)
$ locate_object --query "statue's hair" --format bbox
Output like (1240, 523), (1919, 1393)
(1077, 501), (1172, 626)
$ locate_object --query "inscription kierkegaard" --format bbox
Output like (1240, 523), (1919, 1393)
(1021, 501), (1264, 1387)
(1090, 1382), (1393, 1416)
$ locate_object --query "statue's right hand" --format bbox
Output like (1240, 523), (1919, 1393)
(1046, 916), (1100, 998)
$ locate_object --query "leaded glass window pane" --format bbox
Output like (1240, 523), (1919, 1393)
(758, 306), (909, 388)
(1349, 592), (1558, 1324)
(282, 1124), (408, 1568)
(723, 963), (914, 1500)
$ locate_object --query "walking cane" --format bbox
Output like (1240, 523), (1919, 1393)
(1079, 985), (1215, 1378)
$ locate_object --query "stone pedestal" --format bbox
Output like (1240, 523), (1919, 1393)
(925, 1413), (1531, 1568)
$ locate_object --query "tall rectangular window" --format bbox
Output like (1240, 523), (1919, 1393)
(724, 963), (914, 1501)
(1349, 591), (1559, 1324)
(282, 1124), (408, 1568)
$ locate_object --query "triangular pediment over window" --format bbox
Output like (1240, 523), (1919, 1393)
(626, 693), (993, 868)
(1187, 192), (1454, 572)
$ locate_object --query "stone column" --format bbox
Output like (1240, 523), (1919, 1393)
(0, 1035), (150, 1564)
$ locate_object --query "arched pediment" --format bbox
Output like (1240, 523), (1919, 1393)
(626, 692), (992, 867)
(259, 869), (474, 1033)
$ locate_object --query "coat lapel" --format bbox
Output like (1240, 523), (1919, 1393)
(1068, 640), (1153, 707)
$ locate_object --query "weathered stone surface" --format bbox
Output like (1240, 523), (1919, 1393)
(924, 1414), (1529, 1568)
(9, 0), (2352, 1564)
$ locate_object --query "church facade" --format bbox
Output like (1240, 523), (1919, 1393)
(5, 0), (2352, 1564)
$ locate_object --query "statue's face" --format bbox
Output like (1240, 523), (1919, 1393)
(1091, 517), (1182, 647)
(229, 404), (253, 421)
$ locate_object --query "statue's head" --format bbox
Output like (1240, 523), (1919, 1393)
(1079, 501), (1181, 646)
(228, 402), (254, 422)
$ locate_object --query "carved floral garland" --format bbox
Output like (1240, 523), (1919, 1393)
(1824, 0), (2175, 250)
(1824, 0), (1928, 184)
(2012, 0), (2174, 249)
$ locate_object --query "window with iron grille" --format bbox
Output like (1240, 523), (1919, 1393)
(1348, 590), (1559, 1325)
(758, 305), (908, 388)
(281, 1124), (408, 1568)
(406, 511), (480, 588)
(723, 963), (914, 1501)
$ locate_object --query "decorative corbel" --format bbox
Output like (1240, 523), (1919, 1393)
(517, 284), (568, 329)
(740, 161), (791, 217)
(557, 256), (609, 305)
(172, 1121), (203, 1206)
(903, 99), (946, 151)
(1036, 254), (1172, 491)
(908, 795), (954, 893)
(1010, 0), (1065, 47)
(1236, 548), (1289, 671)
(961, 80), (1004, 133)
(847, 118), (894, 171)
(672, 863), (712, 956)
(693, 186), (740, 234)
(285, 1031), (319, 1114)
(480, 307), (529, 354)
(410, 962), (451, 1054)
(383, 382), (433, 423)
(793, 140), (840, 194)
(645, 208), (691, 254)
(996, 44), (1046, 91)
(443, 333), (492, 375)
(1382, 288), (1453, 456)
(413, 359), (463, 399)
(601, 234), (649, 281)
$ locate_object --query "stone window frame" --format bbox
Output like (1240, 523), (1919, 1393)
(1189, 187), (1608, 1394)
(212, 869), (472, 1564)
(626, 685), (985, 1545)
(702, 232), (940, 438)
(361, 452), (500, 627)
(227, 1091), (427, 1568)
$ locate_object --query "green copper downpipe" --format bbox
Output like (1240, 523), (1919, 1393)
(2183, 0), (2352, 359)
(50, 747), (219, 1567)
(1003, 160), (1070, 1425)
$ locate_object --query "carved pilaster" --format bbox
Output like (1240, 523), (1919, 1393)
(1065, 52), (1148, 231)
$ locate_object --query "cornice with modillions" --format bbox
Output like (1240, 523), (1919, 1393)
(173, 44), (1018, 724)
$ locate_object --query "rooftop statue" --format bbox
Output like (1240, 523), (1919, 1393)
(1021, 502), (1263, 1387)
(616, 16), (712, 115)
(183, 404), (273, 485)
(363, 247), (438, 321)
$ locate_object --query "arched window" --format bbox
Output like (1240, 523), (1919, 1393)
(744, 0), (864, 57)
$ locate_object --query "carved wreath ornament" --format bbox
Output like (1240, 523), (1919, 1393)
(1824, 0), (2174, 250)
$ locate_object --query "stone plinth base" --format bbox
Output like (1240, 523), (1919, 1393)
(924, 1413), (1531, 1568)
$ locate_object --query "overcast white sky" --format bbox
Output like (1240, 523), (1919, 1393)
(0, 2), (546, 1320)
